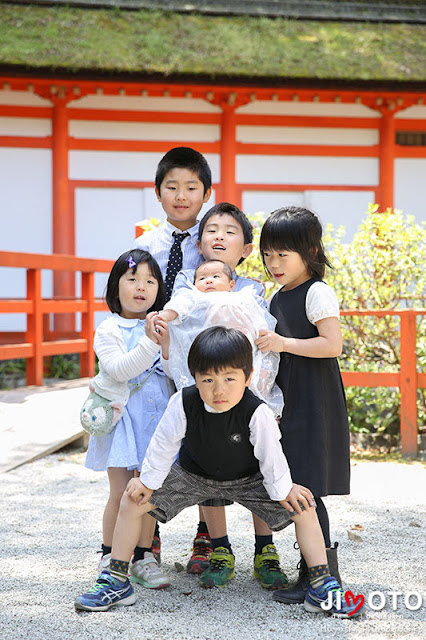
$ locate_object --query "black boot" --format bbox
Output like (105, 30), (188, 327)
(326, 542), (341, 585)
(272, 556), (309, 604)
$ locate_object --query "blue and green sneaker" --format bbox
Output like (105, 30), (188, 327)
(74, 571), (136, 612)
(253, 544), (288, 590)
(304, 576), (364, 618)
(199, 547), (235, 588)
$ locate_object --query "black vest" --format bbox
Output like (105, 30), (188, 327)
(179, 386), (263, 481)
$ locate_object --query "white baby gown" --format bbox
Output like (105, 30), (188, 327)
(165, 285), (284, 418)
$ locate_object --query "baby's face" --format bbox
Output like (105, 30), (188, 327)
(194, 263), (234, 293)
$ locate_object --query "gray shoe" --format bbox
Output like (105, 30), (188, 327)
(129, 552), (170, 589)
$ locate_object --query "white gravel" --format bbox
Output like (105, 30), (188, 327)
(1, 453), (425, 640)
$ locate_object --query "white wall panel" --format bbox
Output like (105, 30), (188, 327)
(395, 105), (426, 119)
(0, 90), (52, 106)
(69, 150), (163, 181)
(69, 120), (220, 142)
(306, 190), (376, 240)
(69, 150), (221, 182)
(237, 125), (378, 146)
(0, 148), (52, 330)
(242, 191), (304, 215)
(237, 101), (379, 118)
(0, 117), (51, 136)
(395, 159), (426, 221)
(69, 95), (221, 113)
(237, 154), (378, 186)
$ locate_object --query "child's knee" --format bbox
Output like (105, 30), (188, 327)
(291, 503), (317, 523)
(119, 492), (140, 518)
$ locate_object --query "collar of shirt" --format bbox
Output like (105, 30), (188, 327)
(112, 313), (146, 328)
(163, 219), (199, 240)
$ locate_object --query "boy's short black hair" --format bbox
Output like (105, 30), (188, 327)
(106, 249), (165, 314)
(194, 259), (233, 283)
(198, 202), (253, 265)
(155, 146), (212, 195)
(188, 327), (253, 381)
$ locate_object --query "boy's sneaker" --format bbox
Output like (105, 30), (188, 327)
(74, 571), (135, 612)
(304, 576), (364, 618)
(253, 544), (288, 590)
(187, 533), (212, 574)
(97, 553), (111, 577)
(152, 534), (161, 565)
(129, 551), (170, 589)
(200, 547), (235, 588)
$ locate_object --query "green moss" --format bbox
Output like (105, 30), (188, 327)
(0, 5), (425, 80)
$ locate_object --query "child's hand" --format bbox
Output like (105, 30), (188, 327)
(280, 484), (314, 514)
(255, 329), (286, 353)
(155, 316), (170, 360)
(126, 477), (153, 506)
(145, 312), (160, 344)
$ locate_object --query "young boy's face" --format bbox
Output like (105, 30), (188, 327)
(194, 262), (235, 293)
(155, 168), (211, 231)
(194, 367), (252, 412)
(197, 214), (253, 271)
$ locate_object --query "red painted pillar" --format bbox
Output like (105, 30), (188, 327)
(399, 312), (418, 458)
(220, 102), (239, 206)
(52, 95), (75, 333)
(378, 107), (395, 212)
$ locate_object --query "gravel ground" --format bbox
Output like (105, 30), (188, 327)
(1, 452), (425, 640)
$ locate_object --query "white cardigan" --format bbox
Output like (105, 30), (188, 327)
(91, 314), (160, 405)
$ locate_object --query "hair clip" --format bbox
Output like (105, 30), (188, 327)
(127, 255), (137, 269)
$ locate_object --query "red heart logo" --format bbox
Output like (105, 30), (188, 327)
(345, 590), (365, 616)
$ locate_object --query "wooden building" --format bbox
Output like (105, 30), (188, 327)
(1, 0), (425, 333)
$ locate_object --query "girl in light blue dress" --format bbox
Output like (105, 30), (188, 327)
(85, 249), (171, 590)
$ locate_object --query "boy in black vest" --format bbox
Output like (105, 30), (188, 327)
(75, 327), (362, 619)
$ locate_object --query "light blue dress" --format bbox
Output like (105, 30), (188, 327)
(85, 319), (170, 471)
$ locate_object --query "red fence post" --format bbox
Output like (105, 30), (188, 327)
(80, 271), (95, 378)
(399, 312), (418, 457)
(26, 268), (43, 385)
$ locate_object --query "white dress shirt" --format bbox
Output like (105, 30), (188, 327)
(133, 220), (203, 279)
(140, 390), (293, 501)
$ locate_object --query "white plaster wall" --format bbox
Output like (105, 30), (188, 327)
(69, 150), (221, 182)
(242, 190), (304, 214)
(69, 120), (220, 142)
(0, 89), (52, 107)
(237, 101), (380, 118)
(242, 189), (375, 241)
(237, 154), (379, 186)
(395, 159), (426, 221)
(395, 105), (426, 119)
(69, 95), (221, 113)
(0, 117), (51, 136)
(237, 125), (378, 145)
(0, 148), (52, 331)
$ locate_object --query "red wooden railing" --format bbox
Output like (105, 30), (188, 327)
(0, 251), (113, 383)
(0, 250), (425, 457)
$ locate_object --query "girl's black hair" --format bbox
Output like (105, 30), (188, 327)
(188, 327), (253, 381)
(106, 249), (166, 314)
(259, 206), (332, 279)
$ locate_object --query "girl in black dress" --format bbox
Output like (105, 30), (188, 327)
(255, 206), (350, 605)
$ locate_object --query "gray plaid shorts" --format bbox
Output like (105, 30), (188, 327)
(149, 461), (305, 532)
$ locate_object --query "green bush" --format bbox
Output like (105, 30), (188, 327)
(239, 205), (426, 440)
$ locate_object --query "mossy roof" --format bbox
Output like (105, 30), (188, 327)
(1, 3), (425, 84)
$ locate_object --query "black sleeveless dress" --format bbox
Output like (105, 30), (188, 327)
(270, 278), (350, 497)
